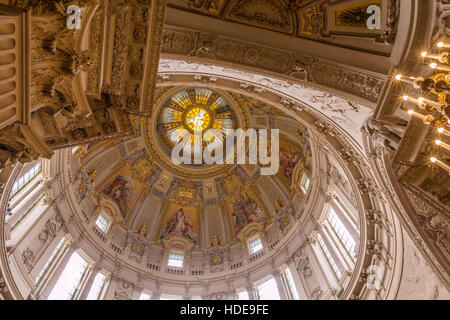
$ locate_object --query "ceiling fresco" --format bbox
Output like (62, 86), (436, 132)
(80, 86), (312, 248)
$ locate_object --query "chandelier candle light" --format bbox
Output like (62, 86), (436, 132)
(406, 109), (432, 122)
(422, 51), (449, 62)
(396, 40), (450, 174)
(437, 41), (450, 49)
(435, 139), (450, 151)
(418, 97), (445, 110)
(430, 157), (450, 174)
(395, 74), (427, 88)
(437, 127), (450, 136)
(429, 62), (450, 72)
(402, 95), (422, 106)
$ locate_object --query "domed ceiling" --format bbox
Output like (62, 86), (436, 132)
(145, 87), (244, 180)
(77, 86), (312, 251)
(157, 88), (237, 151)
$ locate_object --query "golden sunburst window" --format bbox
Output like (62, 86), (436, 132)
(157, 88), (237, 159)
(184, 107), (212, 132)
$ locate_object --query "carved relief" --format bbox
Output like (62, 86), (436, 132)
(161, 28), (385, 103)
(87, 8), (105, 98)
(309, 287), (323, 300)
(310, 63), (384, 102)
(404, 185), (450, 265)
(21, 248), (35, 272)
(0, 275), (8, 295)
(0, 123), (51, 169)
(113, 278), (134, 300)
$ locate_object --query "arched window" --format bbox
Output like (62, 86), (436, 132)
(236, 289), (250, 300)
(325, 207), (357, 262)
(47, 251), (91, 300)
(9, 160), (42, 200)
(255, 276), (281, 300)
(86, 272), (109, 300)
(281, 265), (300, 300)
(316, 233), (342, 280)
(7, 160), (45, 227)
(95, 213), (111, 233)
(248, 237), (263, 254)
(35, 236), (69, 285)
(300, 173), (311, 194)
(168, 252), (184, 267)
(139, 292), (151, 300)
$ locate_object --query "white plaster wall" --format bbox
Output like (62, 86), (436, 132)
(395, 228), (450, 300)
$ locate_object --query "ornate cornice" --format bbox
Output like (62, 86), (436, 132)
(160, 27), (386, 104)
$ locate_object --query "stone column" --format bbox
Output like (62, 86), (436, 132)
(151, 282), (161, 300)
(246, 285), (255, 300)
(79, 265), (100, 300)
(286, 259), (306, 299)
(131, 286), (143, 300)
(39, 243), (77, 299)
(272, 271), (288, 300)
(103, 275), (119, 300)
(183, 283), (191, 300)
(151, 291), (161, 300)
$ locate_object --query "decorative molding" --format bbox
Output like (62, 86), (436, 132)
(161, 27), (386, 103)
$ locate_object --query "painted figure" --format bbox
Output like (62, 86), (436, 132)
(279, 147), (301, 182)
(102, 176), (134, 219)
(232, 195), (265, 234)
(161, 208), (197, 243)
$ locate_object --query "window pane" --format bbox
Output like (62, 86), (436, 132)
(86, 273), (107, 300)
(35, 237), (67, 284)
(95, 214), (110, 232)
(9, 160), (42, 199)
(47, 252), (89, 300)
(237, 290), (249, 300)
(283, 267), (300, 300)
(256, 278), (281, 300)
(139, 292), (151, 300)
(168, 253), (184, 267)
(327, 208), (356, 261)
(160, 294), (182, 300)
(248, 238), (263, 254)
(303, 176), (310, 190)
(12, 182), (17, 194)
(300, 174), (310, 193)
(317, 234), (341, 279)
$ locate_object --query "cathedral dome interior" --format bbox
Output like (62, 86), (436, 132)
(0, 0), (449, 302)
